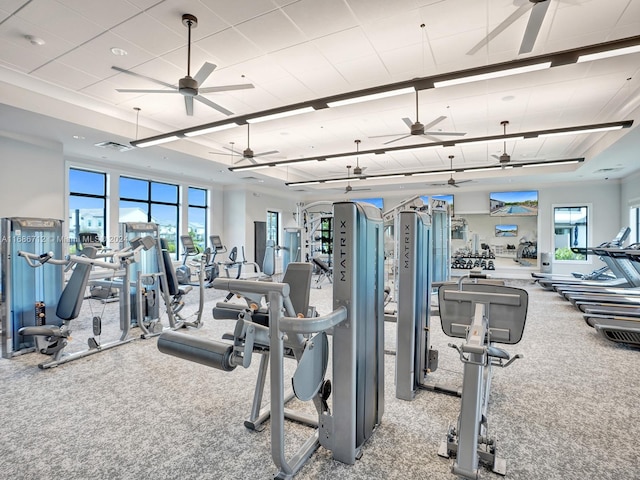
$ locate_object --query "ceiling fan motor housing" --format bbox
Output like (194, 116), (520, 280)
(243, 147), (254, 158)
(353, 166), (363, 175)
(411, 121), (424, 135)
(499, 152), (511, 163)
(178, 76), (198, 96)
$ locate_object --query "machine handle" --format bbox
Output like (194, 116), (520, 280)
(279, 306), (347, 334)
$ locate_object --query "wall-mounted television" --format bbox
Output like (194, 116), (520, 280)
(495, 224), (518, 237)
(353, 197), (384, 210)
(489, 190), (538, 216)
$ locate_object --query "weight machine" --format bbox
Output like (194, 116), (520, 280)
(157, 201), (385, 479)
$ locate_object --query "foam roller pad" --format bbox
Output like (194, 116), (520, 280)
(158, 331), (236, 372)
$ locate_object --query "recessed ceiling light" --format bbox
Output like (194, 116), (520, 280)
(72, 135), (85, 140)
(110, 47), (128, 56)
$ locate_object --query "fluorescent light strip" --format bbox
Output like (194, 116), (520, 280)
(295, 181), (321, 186)
(246, 107), (315, 124)
(135, 135), (180, 148)
(469, 166), (503, 172)
(412, 170), (453, 177)
(184, 122), (237, 137)
(238, 164), (272, 171)
(330, 151), (377, 160)
(456, 135), (524, 147)
(327, 87), (415, 108)
(577, 45), (640, 63)
(371, 174), (407, 180)
(521, 160), (581, 168)
(434, 62), (551, 88)
(538, 125), (623, 138)
(323, 178), (349, 184)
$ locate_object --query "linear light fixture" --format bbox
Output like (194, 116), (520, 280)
(327, 87), (415, 108)
(285, 157), (585, 187)
(183, 122), (238, 137)
(229, 120), (631, 172)
(537, 124), (625, 138)
(434, 62), (552, 88)
(134, 135), (181, 148)
(237, 164), (273, 171)
(521, 160), (582, 168)
(130, 36), (640, 149)
(246, 107), (316, 123)
(455, 135), (525, 147)
(577, 44), (640, 63)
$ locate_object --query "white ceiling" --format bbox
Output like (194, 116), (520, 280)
(1, 0), (639, 196)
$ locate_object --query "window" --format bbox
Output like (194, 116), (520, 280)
(69, 168), (106, 253)
(320, 217), (333, 256)
(188, 187), (208, 251)
(553, 206), (588, 261)
(119, 177), (179, 258)
(267, 210), (279, 245)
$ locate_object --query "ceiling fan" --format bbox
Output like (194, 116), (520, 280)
(225, 123), (279, 165)
(369, 91), (466, 145)
(491, 120), (535, 168)
(467, 0), (553, 55)
(428, 155), (473, 188)
(344, 165), (371, 194)
(112, 13), (254, 116)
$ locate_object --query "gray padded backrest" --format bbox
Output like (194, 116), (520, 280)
(282, 262), (312, 316)
(438, 282), (528, 344)
(56, 246), (98, 320)
(262, 239), (276, 276)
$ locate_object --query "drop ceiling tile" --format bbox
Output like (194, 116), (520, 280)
(345, 0), (419, 24)
(419, 0), (488, 40)
(15, 0), (106, 46)
(270, 42), (333, 74)
(235, 9), (305, 54)
(378, 43), (434, 81)
(290, 66), (350, 98)
(32, 60), (102, 91)
(58, 31), (160, 80)
(361, 9), (425, 53)
(111, 13), (185, 57)
(54, 0), (143, 29)
(207, 0), (280, 26)
(0, 36), (62, 73)
(283, 0), (358, 40)
(145, 2), (230, 41)
(332, 54), (391, 89)
(312, 27), (376, 65)
(196, 28), (262, 66)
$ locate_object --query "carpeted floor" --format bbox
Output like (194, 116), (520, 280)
(1, 276), (639, 480)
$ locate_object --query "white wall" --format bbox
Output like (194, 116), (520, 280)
(0, 132), (64, 220)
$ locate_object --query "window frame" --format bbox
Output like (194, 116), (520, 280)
(187, 186), (208, 252)
(552, 203), (591, 264)
(68, 167), (107, 252)
(267, 210), (280, 246)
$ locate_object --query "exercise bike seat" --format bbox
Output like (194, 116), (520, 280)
(486, 346), (510, 360)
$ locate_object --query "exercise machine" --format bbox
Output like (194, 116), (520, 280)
(14, 235), (156, 368)
(437, 275), (528, 479)
(157, 201), (385, 478)
(311, 256), (332, 288)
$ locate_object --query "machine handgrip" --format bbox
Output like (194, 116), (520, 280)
(279, 306), (347, 334)
(211, 278), (290, 297)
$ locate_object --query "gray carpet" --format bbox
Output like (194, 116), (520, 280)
(1, 277), (639, 480)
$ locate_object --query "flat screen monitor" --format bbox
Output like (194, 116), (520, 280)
(490, 190), (538, 216)
(495, 224), (518, 237)
(210, 235), (223, 249)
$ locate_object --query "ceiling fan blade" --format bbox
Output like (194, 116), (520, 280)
(383, 134), (412, 145)
(455, 179), (473, 184)
(194, 95), (233, 116)
(351, 188), (371, 192)
(466, 3), (531, 55)
(111, 66), (176, 89)
(519, 0), (551, 54)
(185, 96), (194, 116)
(421, 115), (447, 131)
(368, 132), (407, 139)
(401, 117), (415, 128)
(115, 88), (178, 93)
(193, 62), (217, 85)
(254, 150), (279, 158)
(199, 83), (255, 93)
(423, 130), (467, 137)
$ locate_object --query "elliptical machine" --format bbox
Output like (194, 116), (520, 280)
(175, 235), (219, 287)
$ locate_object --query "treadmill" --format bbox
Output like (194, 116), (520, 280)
(535, 227), (631, 291)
